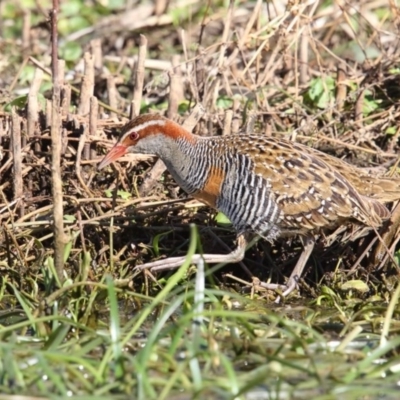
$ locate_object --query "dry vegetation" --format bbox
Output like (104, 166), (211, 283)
(1, 0), (400, 398)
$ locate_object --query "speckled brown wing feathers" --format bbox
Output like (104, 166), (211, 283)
(312, 150), (400, 202)
(227, 136), (390, 234)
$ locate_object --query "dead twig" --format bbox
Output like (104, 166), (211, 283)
(50, 0), (67, 284)
(131, 34), (147, 118)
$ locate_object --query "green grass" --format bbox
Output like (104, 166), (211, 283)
(0, 226), (400, 399)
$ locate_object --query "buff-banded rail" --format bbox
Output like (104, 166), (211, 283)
(98, 113), (400, 299)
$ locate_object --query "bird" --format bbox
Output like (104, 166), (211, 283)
(306, 151), (400, 203)
(98, 113), (395, 298)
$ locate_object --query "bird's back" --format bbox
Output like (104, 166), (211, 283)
(309, 148), (400, 202)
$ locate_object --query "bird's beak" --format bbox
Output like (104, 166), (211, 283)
(97, 144), (127, 170)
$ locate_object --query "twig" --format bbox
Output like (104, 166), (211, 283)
(89, 96), (98, 160)
(78, 52), (95, 116)
(107, 75), (118, 119)
(223, 110), (233, 136)
(27, 68), (43, 137)
(355, 89), (365, 129)
(22, 9), (31, 50)
(299, 26), (309, 85)
(50, 0), (67, 284)
(336, 65), (347, 112)
(131, 34), (147, 118)
(90, 38), (103, 71)
(211, 0), (235, 108)
(29, 56), (127, 117)
(167, 55), (183, 118)
(11, 110), (23, 217)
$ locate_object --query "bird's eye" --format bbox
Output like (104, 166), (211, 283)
(129, 131), (139, 140)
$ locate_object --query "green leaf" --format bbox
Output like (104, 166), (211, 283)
(4, 95), (28, 111)
(363, 90), (381, 116)
(106, 275), (126, 379)
(60, 0), (82, 17)
(341, 280), (369, 293)
(308, 76), (335, 109)
(169, 5), (191, 26)
(19, 65), (36, 85)
(394, 249), (400, 265)
(64, 214), (76, 222)
(59, 41), (83, 62)
(215, 212), (232, 226)
(43, 256), (62, 288)
(105, 189), (131, 199)
(63, 233), (77, 263)
(152, 230), (173, 257)
(216, 96), (234, 109)
(389, 67), (400, 75)
(106, 0), (126, 9)
(308, 77), (324, 100)
(62, 243), (71, 264)
(62, 278), (73, 287)
(117, 190), (131, 200)
(178, 100), (190, 114)
(385, 126), (397, 135)
(349, 42), (381, 63)
(80, 250), (92, 282)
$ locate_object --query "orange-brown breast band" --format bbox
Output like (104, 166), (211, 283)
(193, 166), (225, 207)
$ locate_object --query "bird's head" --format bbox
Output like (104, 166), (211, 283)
(98, 113), (186, 170)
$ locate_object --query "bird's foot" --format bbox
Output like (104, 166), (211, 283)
(275, 275), (300, 303)
(256, 275), (300, 303)
(133, 240), (248, 274)
(133, 255), (192, 273)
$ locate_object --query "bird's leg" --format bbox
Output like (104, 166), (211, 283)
(370, 200), (400, 270)
(281, 235), (315, 296)
(134, 233), (249, 273)
(134, 232), (315, 302)
(257, 235), (315, 302)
